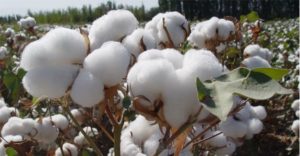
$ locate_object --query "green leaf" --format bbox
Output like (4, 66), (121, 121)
(6, 147), (18, 156)
(196, 67), (292, 121)
(3, 72), (22, 103)
(252, 68), (289, 81)
(246, 11), (259, 22)
(122, 96), (131, 109)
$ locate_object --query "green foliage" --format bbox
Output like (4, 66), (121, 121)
(196, 67), (292, 121)
(5, 147), (18, 156)
(3, 68), (26, 104)
(240, 11), (260, 23)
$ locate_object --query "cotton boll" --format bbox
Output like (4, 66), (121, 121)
(243, 44), (272, 61)
(291, 99), (300, 111)
(296, 110), (300, 118)
(84, 41), (130, 87)
(121, 143), (143, 156)
(250, 105), (267, 120)
(217, 19), (235, 40)
(89, 10), (138, 51)
(143, 133), (161, 156)
(127, 59), (175, 107)
(163, 69), (204, 128)
(34, 118), (59, 144)
(1, 117), (24, 137)
(234, 102), (252, 121)
(70, 69), (104, 107)
(241, 56), (271, 69)
(220, 117), (248, 138)
(0, 107), (17, 124)
(0, 46), (8, 60)
(4, 28), (15, 37)
(187, 29), (206, 48)
(214, 141), (236, 155)
(70, 108), (86, 125)
(202, 17), (219, 39)
(18, 17), (36, 29)
(247, 118), (263, 135)
(42, 27), (87, 65)
(137, 49), (163, 61)
(183, 49), (225, 81)
(55, 142), (78, 156)
(122, 28), (156, 58)
(157, 12), (189, 48)
(48, 114), (69, 130)
(205, 130), (227, 147)
(22, 65), (78, 98)
(291, 120), (299, 135)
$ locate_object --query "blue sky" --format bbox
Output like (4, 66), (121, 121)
(0, 0), (158, 16)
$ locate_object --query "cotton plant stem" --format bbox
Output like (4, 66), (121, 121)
(63, 106), (103, 156)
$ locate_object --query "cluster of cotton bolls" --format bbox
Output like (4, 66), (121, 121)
(241, 44), (272, 69)
(0, 46), (8, 60)
(127, 48), (225, 128)
(291, 99), (299, 136)
(18, 16), (36, 29)
(115, 115), (192, 156)
(188, 17), (235, 49)
(55, 142), (78, 156)
(145, 12), (189, 48)
(74, 126), (98, 146)
(191, 99), (267, 155)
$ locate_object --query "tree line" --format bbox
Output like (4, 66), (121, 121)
(0, 0), (298, 24)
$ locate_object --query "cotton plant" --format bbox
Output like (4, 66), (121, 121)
(18, 16), (36, 31)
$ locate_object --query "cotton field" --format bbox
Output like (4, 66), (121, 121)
(0, 9), (299, 156)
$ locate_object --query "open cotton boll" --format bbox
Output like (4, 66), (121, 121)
(243, 44), (272, 61)
(250, 105), (267, 120)
(157, 12), (189, 48)
(18, 17), (36, 29)
(214, 141), (236, 156)
(55, 143), (78, 156)
(217, 19), (235, 40)
(234, 103), (252, 121)
(127, 59), (175, 108)
(74, 127), (98, 145)
(22, 65), (78, 98)
(183, 49), (225, 81)
(291, 99), (300, 111)
(4, 28), (15, 37)
(0, 46), (8, 60)
(42, 27), (87, 64)
(137, 49), (163, 61)
(201, 17), (219, 39)
(70, 108), (86, 125)
(247, 118), (263, 135)
(163, 69), (205, 128)
(143, 133), (164, 156)
(220, 117), (248, 138)
(47, 114), (69, 130)
(187, 29), (206, 48)
(241, 56), (271, 69)
(34, 118), (59, 144)
(84, 41), (130, 87)
(122, 28), (156, 58)
(70, 69), (104, 107)
(89, 10), (138, 51)
(291, 120), (299, 135)
(296, 110), (300, 118)
(1, 117), (26, 137)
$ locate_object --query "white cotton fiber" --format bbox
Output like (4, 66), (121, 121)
(163, 68), (204, 128)
(127, 59), (175, 107)
(145, 13), (164, 42)
(48, 114), (69, 130)
(89, 10), (138, 51)
(4, 28), (15, 37)
(22, 65), (79, 98)
(291, 99), (300, 111)
(122, 28), (156, 58)
(250, 105), (267, 120)
(42, 27), (87, 64)
(217, 19), (235, 40)
(34, 118), (59, 144)
(205, 130), (227, 147)
(70, 108), (86, 125)
(55, 142), (78, 156)
(247, 118), (263, 134)
(234, 103), (252, 121)
(157, 12), (189, 48)
(187, 29), (206, 48)
(0, 46), (8, 60)
(220, 117), (247, 138)
(0, 107), (17, 124)
(243, 44), (272, 61)
(70, 69), (104, 107)
(241, 56), (271, 69)
(291, 120), (299, 135)
(183, 49), (225, 81)
(84, 41), (130, 87)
